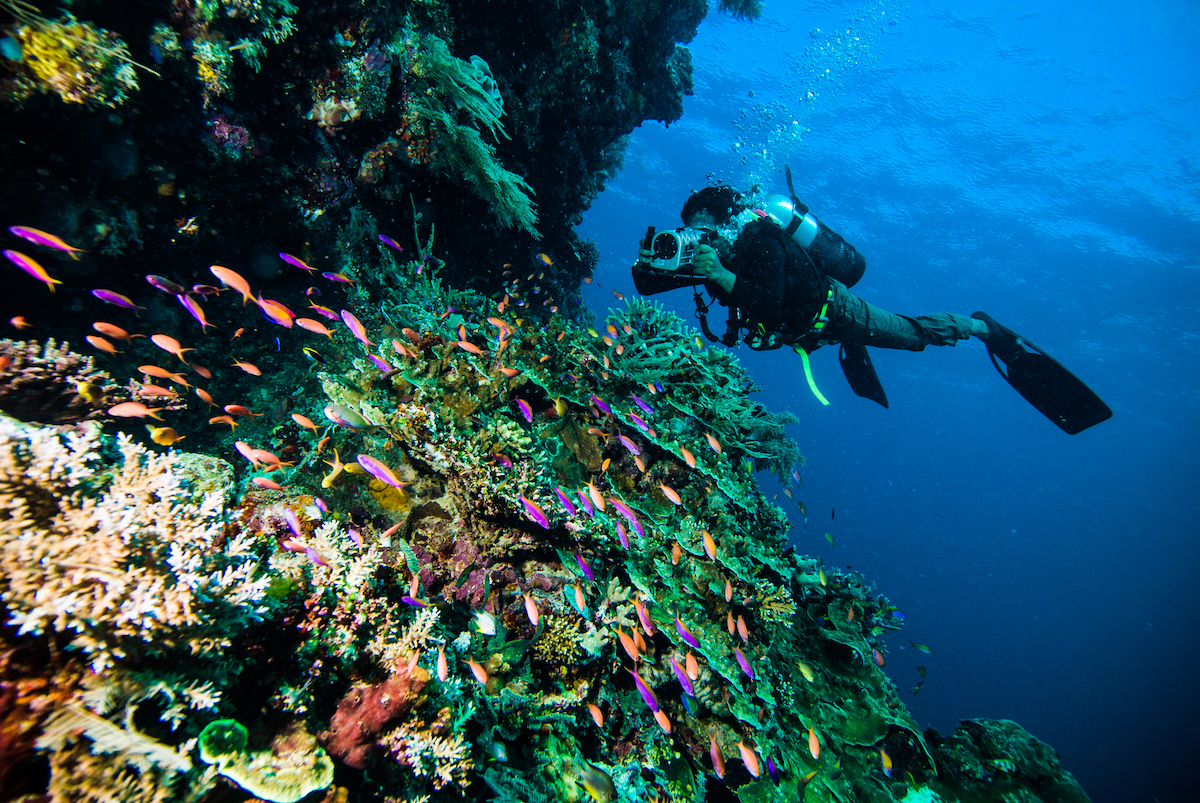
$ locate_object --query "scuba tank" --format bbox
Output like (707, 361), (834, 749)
(759, 193), (867, 289)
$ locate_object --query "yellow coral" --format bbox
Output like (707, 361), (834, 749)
(15, 14), (141, 107)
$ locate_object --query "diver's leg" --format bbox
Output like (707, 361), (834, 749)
(823, 280), (976, 351)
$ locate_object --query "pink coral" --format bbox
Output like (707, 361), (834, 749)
(318, 661), (429, 769)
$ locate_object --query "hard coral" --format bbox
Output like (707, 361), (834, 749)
(319, 661), (430, 769)
(0, 339), (124, 425)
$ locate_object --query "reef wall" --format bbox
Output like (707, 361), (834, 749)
(0, 1), (1090, 802)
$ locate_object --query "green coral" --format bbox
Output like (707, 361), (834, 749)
(198, 719), (333, 803)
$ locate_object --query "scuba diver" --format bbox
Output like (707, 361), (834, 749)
(632, 177), (1112, 434)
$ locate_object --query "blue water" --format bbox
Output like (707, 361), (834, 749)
(579, 2), (1200, 801)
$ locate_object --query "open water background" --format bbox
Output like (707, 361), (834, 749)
(579, 2), (1200, 801)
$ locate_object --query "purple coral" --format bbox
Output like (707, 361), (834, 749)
(206, 113), (251, 156)
(362, 40), (391, 73)
(318, 661), (430, 769)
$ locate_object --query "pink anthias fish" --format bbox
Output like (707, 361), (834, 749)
(308, 302), (339, 320)
(177, 293), (214, 331)
(670, 656), (695, 696)
(4, 250), (62, 292)
(519, 495), (550, 529)
(675, 617), (700, 649)
(629, 394), (654, 415)
(554, 488), (576, 516)
(279, 252), (316, 272)
(145, 274), (187, 295)
(355, 454), (408, 488)
(340, 309), (374, 347)
(8, 226), (85, 259)
(628, 669), (659, 712)
(733, 647), (755, 680)
(515, 398), (533, 423)
(617, 434), (640, 455)
(575, 553), (594, 581)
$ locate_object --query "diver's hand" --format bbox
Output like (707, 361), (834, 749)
(694, 245), (736, 293)
(637, 246), (653, 265)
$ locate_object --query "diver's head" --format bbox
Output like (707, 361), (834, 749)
(681, 184), (747, 228)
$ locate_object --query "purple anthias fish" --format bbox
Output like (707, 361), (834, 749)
(589, 395), (611, 415)
(675, 618), (700, 649)
(609, 497), (644, 537)
(670, 657), (695, 696)
(305, 547), (328, 567)
(8, 226), (85, 257)
(177, 293), (213, 331)
(576, 553), (594, 581)
(146, 274), (187, 295)
(347, 528), (364, 546)
(378, 234), (404, 252)
(400, 596), (428, 608)
(340, 309), (374, 347)
(516, 398), (533, 423)
(733, 647), (755, 680)
(629, 413), (650, 432)
(629, 669), (659, 712)
(313, 497), (329, 515)
(766, 757), (779, 784)
(629, 394), (654, 415)
(356, 454), (406, 488)
(519, 495), (550, 529)
(322, 272), (354, 284)
(488, 453), (514, 468)
(283, 508), (304, 539)
(615, 520), (629, 549)
(368, 353), (392, 372)
(91, 289), (141, 310)
(279, 252), (316, 272)
(555, 488), (576, 516)
(617, 434), (640, 455)
(575, 490), (595, 517)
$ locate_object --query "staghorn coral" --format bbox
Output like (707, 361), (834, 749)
(0, 339), (126, 425)
(0, 415), (271, 672)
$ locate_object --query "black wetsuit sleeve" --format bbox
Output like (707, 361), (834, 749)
(727, 229), (789, 332)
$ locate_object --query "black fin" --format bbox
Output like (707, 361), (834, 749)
(839, 342), (889, 408)
(972, 311), (1112, 434)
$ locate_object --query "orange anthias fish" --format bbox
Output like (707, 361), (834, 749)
(107, 402), (163, 420)
(210, 265), (254, 305)
(808, 725), (820, 760)
(738, 741), (760, 778)
(710, 733), (726, 779)
(151, 334), (193, 364)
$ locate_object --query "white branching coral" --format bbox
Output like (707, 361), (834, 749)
(381, 719), (472, 790)
(0, 415), (271, 671)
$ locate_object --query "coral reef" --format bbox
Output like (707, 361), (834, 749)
(0, 338), (126, 425)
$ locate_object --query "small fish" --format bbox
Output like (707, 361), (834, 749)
(587, 481), (605, 512)
(151, 334), (193, 363)
(572, 583), (587, 615)
(628, 669), (658, 711)
(554, 488), (576, 516)
(734, 647), (755, 680)
(322, 271), (355, 284)
(704, 432), (722, 453)
(85, 335), (119, 355)
(308, 302), (339, 320)
(536, 253), (553, 266)
(324, 404), (368, 429)
(278, 252), (316, 272)
(437, 646), (448, 681)
(633, 599), (655, 637)
(145, 274), (186, 294)
(107, 402), (163, 419)
(616, 627), (639, 662)
(702, 530), (717, 560)
(209, 265), (254, 305)
(724, 579), (733, 602)
(515, 398), (533, 423)
(224, 404), (262, 418)
(654, 709), (672, 734)
(908, 641), (932, 654)
(767, 756), (779, 785)
(337, 309), (372, 346)
(252, 476), (284, 491)
(378, 234), (404, 252)
(291, 413), (319, 431)
(671, 542), (681, 565)
(191, 284), (222, 296)
(456, 340), (485, 356)
(73, 381), (104, 403)
(710, 733), (726, 779)
(177, 294), (214, 331)
(916, 666), (927, 678)
(615, 520), (628, 549)
(880, 747), (893, 778)
(685, 650), (700, 681)
(577, 761), (616, 803)
(145, 425), (184, 446)
(91, 289), (141, 310)
(797, 660), (815, 683)
(873, 649), (885, 667)
(258, 296), (296, 328)
(587, 702), (603, 728)
(302, 346), (326, 366)
(356, 454), (408, 488)
(465, 658), (489, 685)
(8, 226), (85, 258)
(738, 741), (761, 778)
(736, 614), (749, 642)
(523, 593), (540, 627)
(295, 317), (334, 337)
(576, 553), (595, 581)
(659, 484), (682, 505)
(808, 726), (820, 760)
(8, 316), (30, 329)
(617, 434), (639, 455)
(675, 618), (700, 649)
(519, 495), (550, 528)
(679, 446), (696, 468)
(474, 611), (498, 636)
(208, 415), (239, 430)
(231, 359), (261, 376)
(670, 656), (694, 696)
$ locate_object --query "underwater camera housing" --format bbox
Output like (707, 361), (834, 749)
(631, 226), (714, 295)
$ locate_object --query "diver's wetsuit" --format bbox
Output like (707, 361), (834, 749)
(711, 218), (976, 351)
